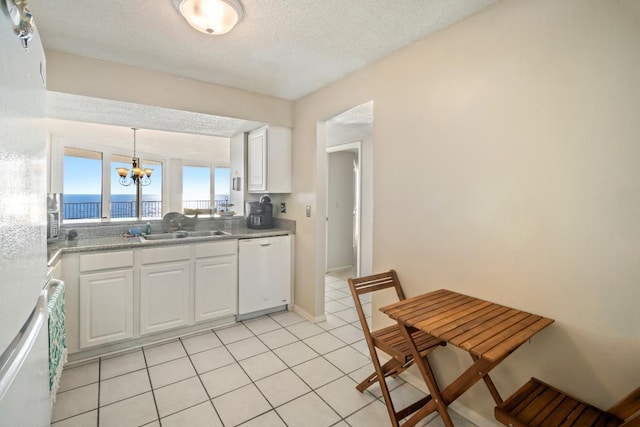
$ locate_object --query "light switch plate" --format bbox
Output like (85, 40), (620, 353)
(306, 205), (311, 217)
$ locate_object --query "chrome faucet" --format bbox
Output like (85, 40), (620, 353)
(170, 216), (184, 230)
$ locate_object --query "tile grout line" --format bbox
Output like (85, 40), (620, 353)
(141, 346), (162, 426)
(178, 331), (227, 426)
(96, 357), (101, 427)
(212, 322), (284, 426)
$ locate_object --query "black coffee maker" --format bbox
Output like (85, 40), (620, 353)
(246, 195), (273, 229)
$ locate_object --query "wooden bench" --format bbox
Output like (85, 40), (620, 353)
(495, 377), (640, 427)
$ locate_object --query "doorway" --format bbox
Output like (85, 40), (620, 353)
(318, 100), (372, 319)
(326, 141), (361, 279)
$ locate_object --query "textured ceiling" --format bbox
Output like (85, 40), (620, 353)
(45, 92), (263, 160)
(46, 118), (232, 163)
(47, 92), (262, 138)
(29, 0), (498, 101)
(31, 0), (497, 157)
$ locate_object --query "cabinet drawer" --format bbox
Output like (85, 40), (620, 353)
(194, 240), (237, 258)
(80, 250), (133, 272)
(141, 245), (190, 264)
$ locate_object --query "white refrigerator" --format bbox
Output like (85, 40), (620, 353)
(0, 4), (50, 426)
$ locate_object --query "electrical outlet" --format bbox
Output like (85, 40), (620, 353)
(306, 205), (311, 217)
(280, 202), (286, 213)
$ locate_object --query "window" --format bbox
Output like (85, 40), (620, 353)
(182, 165), (231, 214)
(59, 138), (233, 222)
(183, 165), (211, 211)
(62, 146), (164, 222)
(63, 148), (103, 220)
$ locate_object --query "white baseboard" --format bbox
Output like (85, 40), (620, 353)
(326, 265), (353, 273)
(293, 304), (327, 323)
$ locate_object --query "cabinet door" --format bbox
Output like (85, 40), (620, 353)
(248, 127), (268, 192)
(140, 261), (190, 335)
(79, 269), (134, 348)
(194, 255), (237, 322)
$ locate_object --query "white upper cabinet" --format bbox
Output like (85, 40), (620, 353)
(248, 126), (291, 193)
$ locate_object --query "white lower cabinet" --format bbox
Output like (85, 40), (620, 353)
(63, 235), (291, 356)
(79, 269), (134, 348)
(77, 250), (135, 349)
(140, 260), (190, 335)
(194, 240), (238, 322)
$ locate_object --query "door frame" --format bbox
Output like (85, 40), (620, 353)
(325, 140), (362, 278)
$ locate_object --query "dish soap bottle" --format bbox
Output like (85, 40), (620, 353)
(145, 222), (152, 235)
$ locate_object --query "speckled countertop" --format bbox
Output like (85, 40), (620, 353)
(47, 225), (292, 267)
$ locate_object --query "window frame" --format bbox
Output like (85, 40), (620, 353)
(214, 165), (231, 213)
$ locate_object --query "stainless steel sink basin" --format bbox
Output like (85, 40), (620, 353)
(142, 230), (229, 240)
(187, 230), (230, 237)
(142, 231), (189, 240)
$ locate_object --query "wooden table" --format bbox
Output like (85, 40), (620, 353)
(380, 289), (554, 427)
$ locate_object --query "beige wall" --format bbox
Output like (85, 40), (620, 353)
(291, 0), (640, 422)
(290, 74), (374, 319)
(45, 50), (293, 127)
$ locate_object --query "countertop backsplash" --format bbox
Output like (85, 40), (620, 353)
(56, 216), (295, 241)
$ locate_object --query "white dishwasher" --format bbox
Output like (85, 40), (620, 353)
(238, 235), (291, 317)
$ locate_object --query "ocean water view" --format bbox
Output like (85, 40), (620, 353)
(63, 194), (229, 219)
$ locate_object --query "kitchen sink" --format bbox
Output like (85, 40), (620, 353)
(142, 230), (230, 240)
(186, 230), (230, 237)
(142, 231), (189, 240)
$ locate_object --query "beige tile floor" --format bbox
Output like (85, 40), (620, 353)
(50, 271), (476, 427)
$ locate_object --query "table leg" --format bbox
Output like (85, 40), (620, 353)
(470, 354), (503, 405)
(403, 352), (509, 424)
(439, 354), (507, 405)
(397, 322), (454, 427)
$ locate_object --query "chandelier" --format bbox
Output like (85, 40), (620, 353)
(116, 128), (153, 186)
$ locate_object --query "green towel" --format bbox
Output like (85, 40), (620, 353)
(47, 281), (67, 405)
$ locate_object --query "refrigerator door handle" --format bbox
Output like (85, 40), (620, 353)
(0, 290), (47, 401)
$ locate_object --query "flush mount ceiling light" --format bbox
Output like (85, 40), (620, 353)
(172, 0), (244, 35)
(116, 128), (153, 186)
